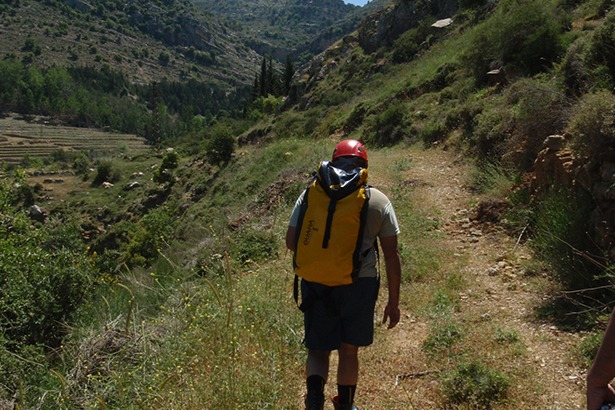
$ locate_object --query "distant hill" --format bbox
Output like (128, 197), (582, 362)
(192, 0), (395, 62)
(0, 0), (261, 86)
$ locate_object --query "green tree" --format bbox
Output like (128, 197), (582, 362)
(205, 124), (235, 166)
(283, 55), (295, 95)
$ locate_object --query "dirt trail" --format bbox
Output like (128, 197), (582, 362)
(323, 146), (587, 409)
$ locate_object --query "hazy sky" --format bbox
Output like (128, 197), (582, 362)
(344, 0), (370, 6)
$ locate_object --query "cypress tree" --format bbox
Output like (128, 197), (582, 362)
(259, 57), (267, 97)
(283, 55), (295, 95)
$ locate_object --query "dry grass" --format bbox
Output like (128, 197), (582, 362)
(0, 115), (150, 165)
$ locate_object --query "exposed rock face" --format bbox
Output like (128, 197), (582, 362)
(288, 0), (458, 108)
(357, 0), (458, 54)
(531, 135), (615, 261)
(531, 135), (577, 192)
(288, 34), (361, 109)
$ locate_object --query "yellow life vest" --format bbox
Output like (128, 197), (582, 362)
(293, 161), (370, 286)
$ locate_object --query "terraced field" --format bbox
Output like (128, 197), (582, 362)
(0, 116), (151, 164)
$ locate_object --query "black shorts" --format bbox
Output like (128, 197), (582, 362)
(301, 277), (379, 351)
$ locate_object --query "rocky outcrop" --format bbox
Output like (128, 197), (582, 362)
(288, 0), (459, 108)
(357, 0), (458, 53)
(531, 135), (578, 192)
(288, 34), (361, 109)
(531, 135), (615, 260)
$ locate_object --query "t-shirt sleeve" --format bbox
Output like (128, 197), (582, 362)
(288, 190), (306, 228)
(379, 201), (400, 238)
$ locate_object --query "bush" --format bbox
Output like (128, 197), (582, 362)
(230, 228), (278, 264)
(586, 14), (615, 85)
(503, 78), (568, 170)
(472, 96), (516, 159)
(205, 124), (235, 166)
(578, 331), (603, 367)
(0, 216), (95, 346)
(531, 188), (598, 290)
(365, 104), (407, 146)
(566, 90), (615, 158)
(73, 151), (90, 176)
(464, 0), (565, 85)
(153, 150), (180, 184)
(124, 207), (177, 267)
(92, 160), (121, 185)
(559, 37), (591, 95)
(442, 361), (510, 408)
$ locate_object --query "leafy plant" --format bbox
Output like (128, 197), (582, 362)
(153, 149), (180, 183)
(365, 104), (407, 146)
(230, 228), (278, 264)
(566, 89), (615, 158)
(577, 331), (603, 366)
(464, 0), (566, 85)
(205, 124), (235, 166)
(92, 160), (121, 185)
(531, 188), (597, 290)
(442, 361), (510, 408)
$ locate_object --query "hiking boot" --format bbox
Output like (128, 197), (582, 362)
(332, 395), (359, 410)
(304, 391), (325, 410)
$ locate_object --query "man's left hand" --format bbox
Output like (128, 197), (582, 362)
(383, 303), (400, 329)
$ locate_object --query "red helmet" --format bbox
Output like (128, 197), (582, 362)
(332, 139), (368, 167)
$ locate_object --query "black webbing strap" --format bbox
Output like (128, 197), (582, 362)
(322, 198), (337, 249)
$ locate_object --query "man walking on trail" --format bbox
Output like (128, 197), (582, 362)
(285, 139), (402, 410)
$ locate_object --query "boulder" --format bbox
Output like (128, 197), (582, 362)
(29, 205), (46, 223)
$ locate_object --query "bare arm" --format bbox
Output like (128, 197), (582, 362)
(379, 235), (401, 329)
(587, 307), (615, 409)
(286, 226), (297, 252)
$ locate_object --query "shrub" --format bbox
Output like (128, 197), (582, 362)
(464, 0), (565, 86)
(365, 104), (407, 146)
(230, 228), (278, 264)
(92, 160), (121, 185)
(0, 216), (95, 346)
(392, 28), (420, 63)
(153, 150), (180, 183)
(442, 361), (510, 408)
(205, 124), (235, 166)
(566, 90), (615, 158)
(586, 14), (615, 86)
(531, 188), (597, 290)
(559, 37), (591, 95)
(577, 331), (603, 367)
(124, 207), (177, 267)
(422, 291), (463, 356)
(73, 151), (90, 175)
(503, 78), (568, 170)
(344, 103), (367, 133)
(422, 322), (463, 355)
(472, 97), (516, 159)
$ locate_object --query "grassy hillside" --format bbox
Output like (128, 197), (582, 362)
(3, 0), (615, 408)
(0, 0), (260, 85)
(192, 0), (394, 62)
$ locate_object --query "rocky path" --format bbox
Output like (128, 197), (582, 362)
(328, 146), (588, 409)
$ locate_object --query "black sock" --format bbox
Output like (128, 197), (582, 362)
(337, 384), (356, 404)
(307, 375), (325, 395)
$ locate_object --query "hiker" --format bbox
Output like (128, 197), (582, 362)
(285, 139), (402, 410)
(587, 306), (615, 409)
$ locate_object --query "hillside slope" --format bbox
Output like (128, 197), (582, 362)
(192, 0), (395, 61)
(0, 0), (261, 85)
